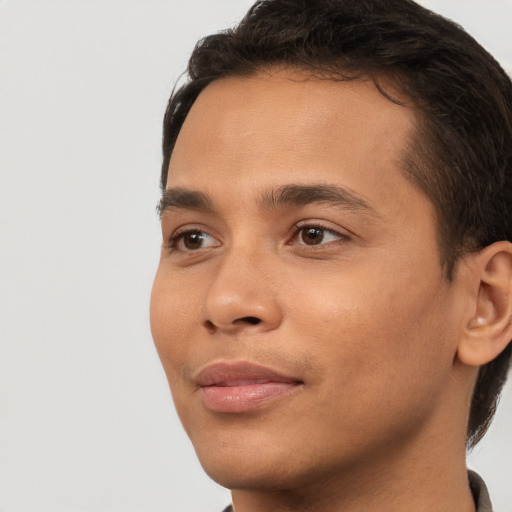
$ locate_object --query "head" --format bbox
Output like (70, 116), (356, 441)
(151, 5), (512, 500)
(156, 0), (512, 449)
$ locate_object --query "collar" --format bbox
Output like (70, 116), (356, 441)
(469, 470), (493, 512)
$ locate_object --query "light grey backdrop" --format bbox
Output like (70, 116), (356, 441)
(1, 1), (511, 511)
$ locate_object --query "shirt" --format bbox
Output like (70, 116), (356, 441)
(469, 470), (493, 512)
(220, 470), (493, 512)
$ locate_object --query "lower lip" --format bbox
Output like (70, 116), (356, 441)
(200, 382), (300, 413)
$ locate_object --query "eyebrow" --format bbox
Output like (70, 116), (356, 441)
(259, 184), (378, 215)
(157, 188), (214, 217)
(157, 183), (378, 218)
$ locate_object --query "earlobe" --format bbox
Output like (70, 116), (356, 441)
(457, 241), (512, 367)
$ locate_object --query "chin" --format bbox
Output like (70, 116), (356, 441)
(189, 428), (311, 491)
(191, 429), (353, 494)
(198, 453), (312, 492)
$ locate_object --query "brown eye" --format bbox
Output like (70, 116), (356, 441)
(300, 227), (325, 245)
(291, 224), (348, 247)
(182, 231), (207, 250)
(169, 229), (220, 252)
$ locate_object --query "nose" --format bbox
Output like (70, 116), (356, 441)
(202, 247), (283, 335)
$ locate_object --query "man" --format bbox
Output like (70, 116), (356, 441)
(150, 1), (512, 510)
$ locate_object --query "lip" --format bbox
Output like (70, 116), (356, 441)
(193, 361), (303, 413)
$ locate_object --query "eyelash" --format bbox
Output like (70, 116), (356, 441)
(290, 222), (350, 247)
(166, 228), (218, 252)
(165, 222), (349, 254)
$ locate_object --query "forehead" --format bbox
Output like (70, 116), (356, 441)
(167, 69), (418, 212)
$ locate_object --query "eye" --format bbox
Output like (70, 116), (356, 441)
(168, 229), (220, 252)
(291, 223), (348, 246)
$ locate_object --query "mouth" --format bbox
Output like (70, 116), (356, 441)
(193, 361), (304, 414)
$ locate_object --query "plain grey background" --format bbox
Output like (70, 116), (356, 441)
(1, 1), (511, 511)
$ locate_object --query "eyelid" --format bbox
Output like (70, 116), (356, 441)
(164, 224), (221, 252)
(288, 220), (351, 245)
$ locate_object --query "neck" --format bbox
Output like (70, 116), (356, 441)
(230, 425), (476, 512)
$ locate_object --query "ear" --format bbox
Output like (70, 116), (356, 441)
(457, 241), (512, 366)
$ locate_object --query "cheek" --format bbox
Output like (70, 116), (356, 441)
(288, 260), (456, 393)
(284, 275), (456, 449)
(150, 268), (199, 380)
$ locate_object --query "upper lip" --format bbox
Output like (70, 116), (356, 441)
(193, 361), (302, 387)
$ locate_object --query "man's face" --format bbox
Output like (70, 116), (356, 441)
(150, 71), (465, 491)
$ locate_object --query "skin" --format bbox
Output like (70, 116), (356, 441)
(150, 70), (483, 512)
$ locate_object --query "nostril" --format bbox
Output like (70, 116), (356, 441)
(238, 316), (261, 325)
(203, 316), (262, 331)
(204, 320), (216, 333)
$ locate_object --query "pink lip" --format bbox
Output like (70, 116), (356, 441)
(193, 362), (303, 413)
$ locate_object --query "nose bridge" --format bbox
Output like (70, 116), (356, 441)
(203, 239), (282, 333)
